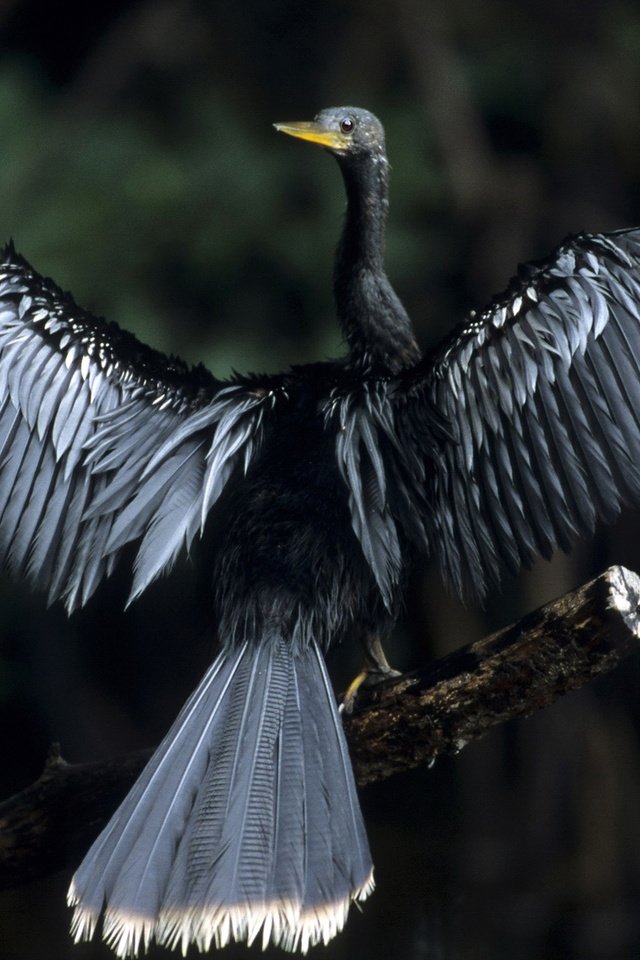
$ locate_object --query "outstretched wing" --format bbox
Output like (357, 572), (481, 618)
(397, 227), (640, 601)
(0, 246), (286, 612)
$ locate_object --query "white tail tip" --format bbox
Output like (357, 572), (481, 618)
(68, 871), (375, 957)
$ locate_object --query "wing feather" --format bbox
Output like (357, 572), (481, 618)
(398, 226), (640, 600)
(327, 385), (402, 610)
(0, 247), (287, 611)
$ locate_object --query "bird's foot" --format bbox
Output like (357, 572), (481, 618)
(340, 635), (401, 715)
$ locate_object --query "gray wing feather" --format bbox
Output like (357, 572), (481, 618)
(0, 248), (283, 611)
(328, 385), (402, 610)
(403, 227), (640, 600)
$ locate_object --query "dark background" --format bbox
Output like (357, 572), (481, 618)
(2, 1), (640, 957)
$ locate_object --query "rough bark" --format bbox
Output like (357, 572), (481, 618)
(346, 564), (640, 785)
(1, 564), (638, 888)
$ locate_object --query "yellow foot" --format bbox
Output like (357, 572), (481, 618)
(340, 635), (401, 715)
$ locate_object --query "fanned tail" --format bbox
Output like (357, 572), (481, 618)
(68, 635), (373, 956)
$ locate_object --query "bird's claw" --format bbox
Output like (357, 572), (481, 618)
(340, 636), (402, 715)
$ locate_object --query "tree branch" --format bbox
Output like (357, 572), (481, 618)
(346, 564), (640, 784)
(1, 564), (638, 888)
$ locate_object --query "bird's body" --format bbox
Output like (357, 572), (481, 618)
(211, 364), (394, 649)
(2, 106), (640, 955)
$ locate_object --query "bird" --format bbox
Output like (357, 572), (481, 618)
(1, 104), (640, 956)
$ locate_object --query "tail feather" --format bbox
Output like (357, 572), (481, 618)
(163, 636), (289, 905)
(68, 636), (373, 957)
(68, 643), (249, 955)
(297, 644), (371, 914)
(268, 654), (306, 909)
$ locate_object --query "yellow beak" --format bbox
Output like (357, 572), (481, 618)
(273, 121), (347, 150)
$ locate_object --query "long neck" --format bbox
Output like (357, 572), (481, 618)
(333, 152), (420, 373)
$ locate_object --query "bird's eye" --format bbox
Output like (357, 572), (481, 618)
(340, 117), (355, 134)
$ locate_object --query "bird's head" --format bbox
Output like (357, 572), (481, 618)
(274, 106), (385, 162)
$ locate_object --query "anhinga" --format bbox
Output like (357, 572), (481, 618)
(1, 106), (640, 956)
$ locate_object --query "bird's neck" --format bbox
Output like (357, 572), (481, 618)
(334, 154), (420, 374)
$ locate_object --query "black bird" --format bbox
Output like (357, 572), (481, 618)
(1, 105), (640, 955)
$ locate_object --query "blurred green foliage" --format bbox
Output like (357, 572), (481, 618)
(0, 61), (342, 372)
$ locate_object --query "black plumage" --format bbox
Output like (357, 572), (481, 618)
(1, 105), (640, 955)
